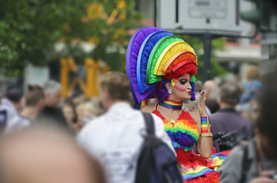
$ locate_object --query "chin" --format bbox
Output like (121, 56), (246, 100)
(178, 95), (191, 101)
(184, 94), (191, 100)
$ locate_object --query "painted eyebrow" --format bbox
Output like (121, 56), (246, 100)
(178, 76), (190, 81)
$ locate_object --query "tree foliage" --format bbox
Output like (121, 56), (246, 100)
(0, 0), (227, 80)
(0, 0), (142, 73)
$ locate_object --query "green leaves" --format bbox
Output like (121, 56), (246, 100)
(0, 0), (142, 75)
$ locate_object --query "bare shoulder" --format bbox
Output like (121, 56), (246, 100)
(140, 105), (155, 113)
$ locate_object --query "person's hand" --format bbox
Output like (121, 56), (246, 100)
(198, 90), (208, 117)
(250, 171), (277, 183)
(240, 140), (249, 146)
(181, 165), (189, 174)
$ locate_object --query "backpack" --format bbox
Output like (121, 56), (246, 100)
(135, 112), (183, 183)
(240, 144), (254, 183)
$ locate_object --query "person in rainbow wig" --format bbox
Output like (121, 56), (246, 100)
(126, 27), (227, 183)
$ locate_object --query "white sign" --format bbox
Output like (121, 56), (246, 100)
(24, 65), (49, 91)
(157, 0), (255, 36)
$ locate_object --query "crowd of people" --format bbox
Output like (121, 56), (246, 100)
(0, 27), (276, 183)
(0, 68), (275, 183)
(1, 80), (101, 135)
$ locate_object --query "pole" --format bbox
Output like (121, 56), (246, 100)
(154, 0), (157, 27)
(202, 33), (212, 82)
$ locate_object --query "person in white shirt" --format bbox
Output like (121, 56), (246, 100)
(77, 72), (174, 183)
(5, 85), (45, 134)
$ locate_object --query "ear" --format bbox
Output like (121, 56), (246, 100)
(103, 88), (111, 100)
(165, 82), (173, 91)
(217, 95), (221, 103)
(38, 99), (45, 108)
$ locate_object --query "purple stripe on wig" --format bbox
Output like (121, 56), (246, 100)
(126, 27), (162, 103)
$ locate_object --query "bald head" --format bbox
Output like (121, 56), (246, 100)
(203, 80), (218, 99)
(0, 126), (106, 183)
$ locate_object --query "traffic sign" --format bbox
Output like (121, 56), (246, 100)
(157, 0), (255, 36)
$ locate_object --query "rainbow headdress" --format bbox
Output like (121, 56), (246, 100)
(126, 27), (198, 108)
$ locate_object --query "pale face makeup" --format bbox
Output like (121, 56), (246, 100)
(171, 73), (192, 101)
(174, 76), (190, 92)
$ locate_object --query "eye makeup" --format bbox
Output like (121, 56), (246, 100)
(178, 78), (188, 85)
(173, 76), (190, 92)
(171, 78), (178, 87)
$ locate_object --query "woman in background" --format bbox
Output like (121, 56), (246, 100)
(62, 98), (78, 133)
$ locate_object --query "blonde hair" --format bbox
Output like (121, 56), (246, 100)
(76, 103), (97, 116)
(100, 72), (130, 101)
(245, 66), (261, 81)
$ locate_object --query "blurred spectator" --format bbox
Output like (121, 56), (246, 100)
(73, 94), (90, 106)
(62, 98), (78, 133)
(210, 83), (253, 152)
(5, 89), (23, 111)
(203, 80), (219, 114)
(38, 80), (67, 128)
(0, 125), (106, 183)
(250, 97), (262, 124)
(237, 66), (262, 113)
(5, 85), (44, 134)
(77, 72), (174, 183)
(242, 96), (263, 124)
(75, 103), (97, 133)
(192, 82), (211, 115)
(203, 80), (218, 99)
(0, 89), (18, 134)
(220, 72), (277, 183)
(91, 97), (105, 115)
(205, 99), (220, 114)
(188, 92), (200, 115)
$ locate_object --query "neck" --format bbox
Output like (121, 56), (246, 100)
(106, 100), (129, 110)
(219, 103), (236, 110)
(167, 94), (183, 102)
(20, 107), (39, 121)
(159, 99), (182, 110)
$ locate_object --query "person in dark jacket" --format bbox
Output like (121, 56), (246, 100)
(210, 83), (253, 152)
(37, 80), (67, 128)
(220, 72), (277, 183)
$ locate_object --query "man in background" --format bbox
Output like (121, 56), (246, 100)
(210, 83), (253, 152)
(78, 72), (174, 183)
(203, 80), (220, 114)
(203, 80), (218, 99)
(38, 80), (67, 128)
(220, 72), (277, 183)
(5, 86), (45, 134)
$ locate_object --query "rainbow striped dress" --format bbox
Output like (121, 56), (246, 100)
(152, 109), (227, 183)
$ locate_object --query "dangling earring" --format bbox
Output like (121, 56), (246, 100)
(168, 89), (173, 94)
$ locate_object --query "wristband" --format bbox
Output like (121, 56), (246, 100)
(201, 116), (212, 136)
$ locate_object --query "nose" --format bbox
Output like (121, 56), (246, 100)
(187, 82), (192, 91)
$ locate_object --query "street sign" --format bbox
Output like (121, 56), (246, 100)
(157, 0), (255, 36)
(24, 65), (49, 91)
